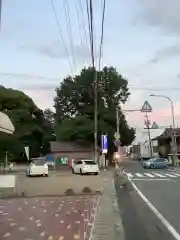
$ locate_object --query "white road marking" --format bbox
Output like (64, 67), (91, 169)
(126, 173), (133, 178)
(127, 176), (180, 240)
(135, 173), (144, 177)
(164, 174), (177, 178)
(173, 174), (180, 177)
(144, 173), (154, 177)
(153, 173), (166, 178)
(132, 178), (176, 182)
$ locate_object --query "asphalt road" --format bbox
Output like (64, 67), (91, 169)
(116, 159), (180, 240)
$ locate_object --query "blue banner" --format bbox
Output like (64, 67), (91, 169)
(101, 135), (108, 153)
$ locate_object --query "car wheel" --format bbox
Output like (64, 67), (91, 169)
(45, 174), (48, 177)
(94, 172), (98, 175)
(150, 164), (154, 169)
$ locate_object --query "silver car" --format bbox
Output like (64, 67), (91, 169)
(142, 158), (169, 169)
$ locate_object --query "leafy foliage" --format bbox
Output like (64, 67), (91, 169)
(0, 86), (55, 161)
(55, 66), (135, 151)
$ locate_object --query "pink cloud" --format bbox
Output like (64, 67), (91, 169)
(126, 102), (180, 128)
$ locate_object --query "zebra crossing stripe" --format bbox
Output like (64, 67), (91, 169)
(164, 174), (177, 178)
(126, 173), (133, 178)
(173, 173), (180, 177)
(144, 173), (154, 178)
(135, 173), (144, 177)
(153, 173), (165, 178)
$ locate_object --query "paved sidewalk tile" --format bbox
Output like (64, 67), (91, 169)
(91, 178), (124, 240)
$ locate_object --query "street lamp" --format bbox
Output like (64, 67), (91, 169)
(150, 94), (176, 164)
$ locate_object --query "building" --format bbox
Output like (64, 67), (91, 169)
(48, 141), (96, 167)
(152, 128), (180, 157)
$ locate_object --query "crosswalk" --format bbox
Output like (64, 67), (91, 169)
(125, 172), (180, 179)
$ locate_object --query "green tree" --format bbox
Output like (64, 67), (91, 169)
(55, 67), (135, 151)
(0, 86), (54, 161)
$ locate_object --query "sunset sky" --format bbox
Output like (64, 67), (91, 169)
(1, 0), (180, 141)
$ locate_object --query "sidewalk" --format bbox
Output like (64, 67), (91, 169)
(91, 173), (125, 240)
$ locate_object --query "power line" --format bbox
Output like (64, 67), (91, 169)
(86, 0), (95, 67)
(49, 0), (74, 74)
(63, 0), (76, 70)
(129, 87), (180, 91)
(0, 71), (60, 81)
(0, 0), (2, 32)
(98, 0), (106, 71)
(76, 0), (89, 54)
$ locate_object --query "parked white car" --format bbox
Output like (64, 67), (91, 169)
(26, 160), (48, 177)
(72, 159), (99, 175)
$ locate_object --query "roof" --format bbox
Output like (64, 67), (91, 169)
(152, 128), (180, 140)
(50, 141), (93, 152)
(0, 112), (15, 134)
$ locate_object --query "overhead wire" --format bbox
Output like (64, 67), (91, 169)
(76, 0), (89, 53)
(98, 0), (106, 71)
(63, 0), (76, 70)
(49, 0), (74, 75)
(86, 0), (95, 68)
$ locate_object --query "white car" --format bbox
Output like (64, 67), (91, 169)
(72, 159), (99, 175)
(26, 161), (48, 177)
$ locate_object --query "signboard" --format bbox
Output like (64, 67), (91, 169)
(0, 175), (15, 189)
(56, 157), (68, 165)
(24, 146), (29, 160)
(151, 121), (159, 129)
(141, 101), (152, 113)
(101, 135), (108, 154)
(114, 139), (121, 147)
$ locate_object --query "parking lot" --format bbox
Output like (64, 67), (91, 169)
(13, 170), (112, 197)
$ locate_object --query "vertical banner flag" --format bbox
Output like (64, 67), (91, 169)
(24, 146), (29, 160)
(101, 135), (108, 154)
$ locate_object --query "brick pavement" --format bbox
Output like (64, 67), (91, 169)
(0, 195), (100, 240)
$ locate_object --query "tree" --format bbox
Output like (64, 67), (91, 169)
(0, 86), (54, 161)
(54, 66), (135, 151)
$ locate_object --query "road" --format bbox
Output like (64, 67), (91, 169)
(115, 159), (180, 240)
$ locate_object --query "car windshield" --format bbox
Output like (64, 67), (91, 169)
(33, 160), (45, 166)
(84, 161), (97, 165)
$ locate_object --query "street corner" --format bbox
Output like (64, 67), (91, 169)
(0, 194), (100, 240)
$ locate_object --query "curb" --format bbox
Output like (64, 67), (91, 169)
(91, 178), (125, 240)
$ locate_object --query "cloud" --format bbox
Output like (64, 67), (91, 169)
(138, 0), (180, 35)
(24, 89), (55, 110)
(20, 41), (90, 61)
(149, 44), (180, 63)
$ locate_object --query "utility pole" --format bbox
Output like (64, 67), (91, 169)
(144, 113), (153, 158)
(94, 70), (98, 162)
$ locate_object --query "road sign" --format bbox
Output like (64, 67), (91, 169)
(101, 135), (108, 154)
(141, 101), (152, 113)
(24, 146), (29, 160)
(151, 121), (159, 129)
(114, 132), (120, 139)
(114, 139), (121, 147)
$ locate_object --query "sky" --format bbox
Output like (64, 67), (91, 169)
(1, 0), (180, 142)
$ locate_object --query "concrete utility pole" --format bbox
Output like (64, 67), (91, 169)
(144, 113), (153, 158)
(94, 70), (98, 163)
(150, 94), (176, 165)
